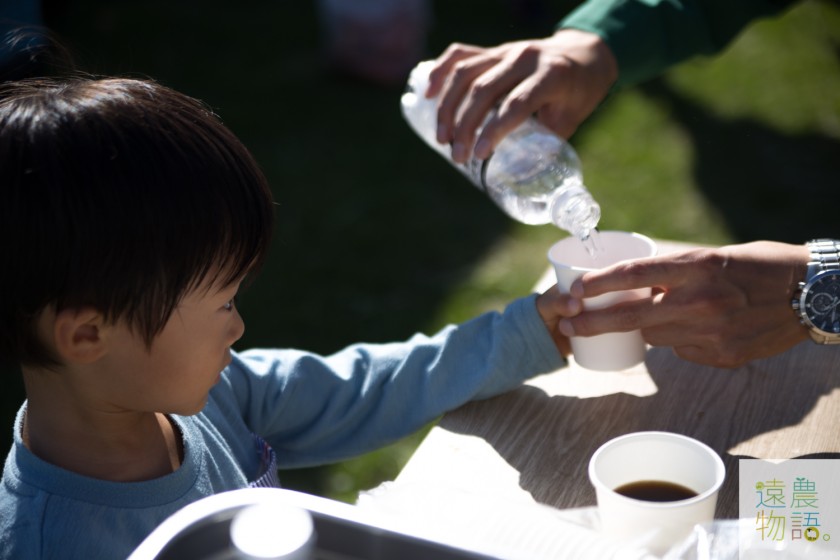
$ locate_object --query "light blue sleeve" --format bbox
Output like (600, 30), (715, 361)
(220, 294), (565, 468)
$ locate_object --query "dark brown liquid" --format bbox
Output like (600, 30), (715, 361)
(614, 480), (698, 502)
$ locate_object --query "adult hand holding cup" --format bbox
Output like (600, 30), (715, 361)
(547, 231), (657, 371)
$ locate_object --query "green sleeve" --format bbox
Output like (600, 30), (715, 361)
(559, 0), (799, 87)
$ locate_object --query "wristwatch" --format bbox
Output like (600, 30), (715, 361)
(791, 239), (840, 344)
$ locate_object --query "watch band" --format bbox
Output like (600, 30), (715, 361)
(806, 239), (840, 279)
(800, 239), (840, 344)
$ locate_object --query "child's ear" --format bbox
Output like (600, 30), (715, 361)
(52, 308), (109, 364)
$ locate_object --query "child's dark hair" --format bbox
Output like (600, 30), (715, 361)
(0, 77), (275, 367)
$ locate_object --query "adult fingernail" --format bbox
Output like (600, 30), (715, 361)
(451, 142), (467, 162)
(558, 319), (575, 337)
(437, 123), (449, 144)
(474, 138), (491, 159)
(568, 298), (582, 315)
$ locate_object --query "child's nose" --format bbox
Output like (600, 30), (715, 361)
(228, 309), (245, 345)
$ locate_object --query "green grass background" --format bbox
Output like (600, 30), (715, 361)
(2, 0), (839, 503)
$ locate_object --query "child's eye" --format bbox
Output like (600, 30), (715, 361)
(222, 297), (236, 311)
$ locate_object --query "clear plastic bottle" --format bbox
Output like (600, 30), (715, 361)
(401, 60), (601, 249)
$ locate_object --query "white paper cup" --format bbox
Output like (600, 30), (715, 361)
(588, 431), (726, 555)
(547, 231), (656, 371)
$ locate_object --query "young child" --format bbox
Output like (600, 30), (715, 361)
(0, 77), (574, 559)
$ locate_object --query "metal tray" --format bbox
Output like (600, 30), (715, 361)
(129, 488), (496, 560)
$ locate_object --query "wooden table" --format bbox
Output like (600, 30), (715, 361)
(394, 241), (840, 519)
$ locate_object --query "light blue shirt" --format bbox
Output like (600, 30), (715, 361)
(0, 295), (564, 559)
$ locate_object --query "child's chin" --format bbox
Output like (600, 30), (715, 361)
(175, 397), (209, 416)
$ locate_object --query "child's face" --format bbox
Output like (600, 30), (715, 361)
(94, 273), (246, 416)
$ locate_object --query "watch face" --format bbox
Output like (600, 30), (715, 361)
(802, 270), (840, 335)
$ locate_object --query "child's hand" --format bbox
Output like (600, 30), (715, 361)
(535, 285), (582, 356)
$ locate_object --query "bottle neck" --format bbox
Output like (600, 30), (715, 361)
(548, 182), (601, 238)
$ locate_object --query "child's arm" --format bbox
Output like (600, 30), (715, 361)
(218, 292), (576, 468)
